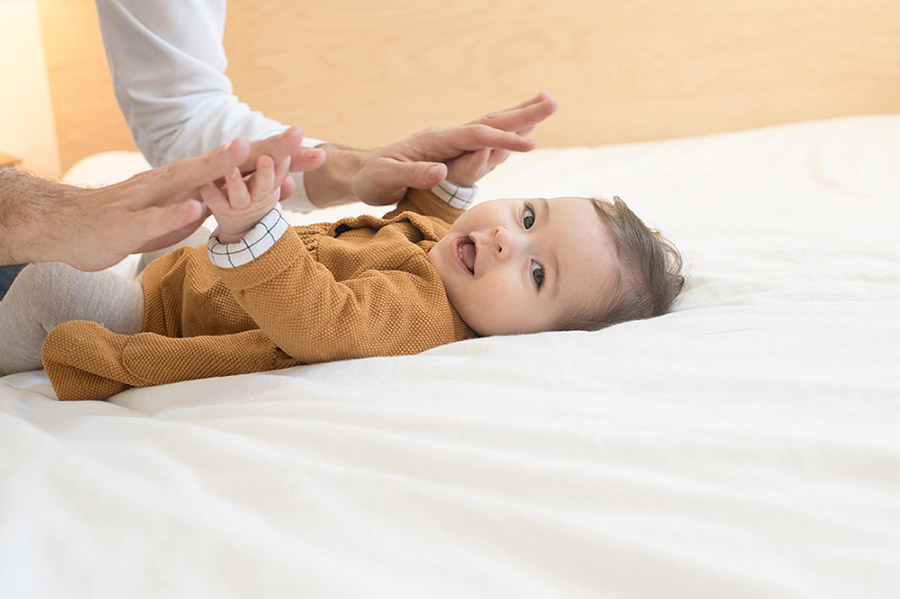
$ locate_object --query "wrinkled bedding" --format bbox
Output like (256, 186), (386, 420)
(2, 115), (899, 597)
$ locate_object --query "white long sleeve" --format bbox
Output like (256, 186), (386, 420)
(95, 0), (321, 211)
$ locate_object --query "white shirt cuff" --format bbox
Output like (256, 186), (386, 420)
(285, 172), (316, 213)
(432, 180), (478, 209)
(208, 203), (290, 268)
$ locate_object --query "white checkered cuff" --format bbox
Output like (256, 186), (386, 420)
(208, 203), (290, 268)
(432, 180), (477, 209)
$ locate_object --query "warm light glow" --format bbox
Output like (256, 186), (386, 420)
(0, 0), (60, 176)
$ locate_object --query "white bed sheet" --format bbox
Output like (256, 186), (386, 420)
(2, 116), (899, 597)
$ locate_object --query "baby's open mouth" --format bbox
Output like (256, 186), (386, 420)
(458, 236), (476, 275)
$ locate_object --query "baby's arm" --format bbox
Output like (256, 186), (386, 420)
(200, 155), (291, 244)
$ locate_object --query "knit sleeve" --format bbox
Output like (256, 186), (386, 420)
(382, 181), (476, 223)
(212, 225), (468, 364)
(209, 181), (475, 269)
(207, 202), (290, 268)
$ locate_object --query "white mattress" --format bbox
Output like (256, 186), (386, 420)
(2, 115), (899, 597)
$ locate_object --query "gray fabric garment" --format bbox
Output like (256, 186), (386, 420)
(0, 264), (26, 300)
(0, 262), (144, 375)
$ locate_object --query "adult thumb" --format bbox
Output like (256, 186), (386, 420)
(395, 161), (448, 190)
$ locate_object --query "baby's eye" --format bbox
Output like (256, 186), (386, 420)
(531, 261), (545, 288)
(523, 206), (535, 230)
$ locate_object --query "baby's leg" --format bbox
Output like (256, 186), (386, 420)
(0, 263), (144, 375)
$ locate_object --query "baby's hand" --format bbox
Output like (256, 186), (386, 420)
(200, 154), (291, 244)
(444, 147), (505, 188)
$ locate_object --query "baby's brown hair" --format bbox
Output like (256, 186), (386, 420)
(563, 196), (684, 331)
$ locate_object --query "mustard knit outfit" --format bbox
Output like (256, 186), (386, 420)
(42, 189), (475, 401)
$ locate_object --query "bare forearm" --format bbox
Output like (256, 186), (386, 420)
(0, 168), (79, 265)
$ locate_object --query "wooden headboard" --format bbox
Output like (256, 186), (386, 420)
(39, 0), (900, 173)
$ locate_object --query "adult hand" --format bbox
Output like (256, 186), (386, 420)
(0, 128), (321, 272)
(446, 91), (559, 186)
(304, 92), (558, 208)
(57, 139), (256, 271)
(62, 127), (326, 271)
(239, 126), (326, 199)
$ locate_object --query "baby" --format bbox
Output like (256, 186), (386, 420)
(0, 152), (683, 400)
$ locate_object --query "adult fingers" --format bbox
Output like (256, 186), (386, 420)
(449, 124), (537, 153)
(375, 160), (448, 194)
(132, 201), (208, 254)
(468, 92), (546, 121)
(157, 138), (252, 195)
(242, 127), (326, 175)
(246, 126), (303, 168)
(471, 92), (558, 133)
(392, 125), (533, 166)
(289, 147), (327, 173)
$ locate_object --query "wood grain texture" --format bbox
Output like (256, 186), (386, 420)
(40, 0), (900, 171)
(37, 0), (132, 171)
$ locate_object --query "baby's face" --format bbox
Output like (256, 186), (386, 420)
(428, 197), (619, 336)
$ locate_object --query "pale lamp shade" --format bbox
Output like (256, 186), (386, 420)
(0, 0), (60, 177)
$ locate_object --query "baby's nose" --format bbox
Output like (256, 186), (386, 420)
(491, 226), (523, 259)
